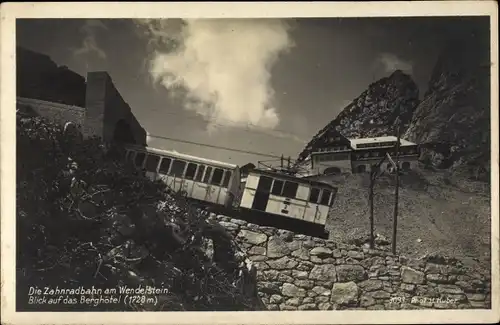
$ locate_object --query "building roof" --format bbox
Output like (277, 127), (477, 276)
(349, 136), (416, 149)
(125, 144), (238, 169)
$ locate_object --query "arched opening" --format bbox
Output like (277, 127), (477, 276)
(324, 167), (341, 175)
(113, 119), (136, 145)
(402, 161), (411, 171)
(356, 164), (366, 173)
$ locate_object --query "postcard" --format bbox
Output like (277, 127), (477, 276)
(1, 1), (498, 324)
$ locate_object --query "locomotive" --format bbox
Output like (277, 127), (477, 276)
(123, 144), (338, 238)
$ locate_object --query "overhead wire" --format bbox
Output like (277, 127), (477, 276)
(147, 133), (285, 159)
(144, 108), (313, 160)
(147, 109), (309, 143)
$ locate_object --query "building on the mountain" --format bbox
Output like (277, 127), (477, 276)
(309, 130), (419, 175)
(309, 130), (353, 175)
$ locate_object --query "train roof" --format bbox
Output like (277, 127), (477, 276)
(124, 144), (238, 169)
(249, 168), (338, 191)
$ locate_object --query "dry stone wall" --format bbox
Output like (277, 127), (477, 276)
(210, 214), (491, 311)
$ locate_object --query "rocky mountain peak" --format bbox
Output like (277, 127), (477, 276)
(297, 70), (420, 162)
(405, 32), (490, 176)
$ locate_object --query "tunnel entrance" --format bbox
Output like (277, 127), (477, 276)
(113, 119), (136, 145)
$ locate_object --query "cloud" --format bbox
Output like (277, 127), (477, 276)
(376, 53), (413, 75)
(73, 19), (108, 59)
(135, 19), (294, 130)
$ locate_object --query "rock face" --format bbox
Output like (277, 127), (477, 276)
(298, 70), (420, 162)
(405, 31), (490, 175)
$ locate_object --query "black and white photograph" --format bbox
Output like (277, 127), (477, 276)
(1, 2), (498, 324)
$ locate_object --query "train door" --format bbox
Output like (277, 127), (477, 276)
(304, 187), (320, 223)
(183, 162), (198, 198)
(170, 159), (187, 193)
(202, 167), (214, 203)
(209, 168), (225, 205)
(157, 157), (172, 186)
(252, 176), (273, 211)
(239, 174), (260, 209)
(191, 165), (207, 201)
(316, 189), (332, 225)
(292, 184), (309, 220)
(226, 167), (240, 208)
(144, 154), (161, 181)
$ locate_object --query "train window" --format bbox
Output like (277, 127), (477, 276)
(282, 181), (298, 198)
(185, 162), (198, 180)
(211, 168), (224, 185)
(134, 152), (146, 168)
(271, 180), (284, 195)
(222, 170), (232, 187)
(309, 187), (320, 203)
(203, 167), (212, 183)
(169, 160), (186, 177)
(159, 157), (172, 174)
(195, 165), (205, 182)
(320, 189), (332, 206)
(145, 154), (161, 172)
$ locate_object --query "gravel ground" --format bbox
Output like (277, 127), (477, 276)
(323, 166), (491, 266)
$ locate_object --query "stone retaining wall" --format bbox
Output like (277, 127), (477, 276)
(210, 214), (491, 311)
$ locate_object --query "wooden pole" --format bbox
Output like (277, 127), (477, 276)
(392, 123), (401, 255)
(369, 170), (375, 249)
(368, 154), (387, 250)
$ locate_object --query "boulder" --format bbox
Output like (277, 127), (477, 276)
(237, 230), (267, 245)
(401, 266), (425, 284)
(358, 279), (383, 292)
(267, 236), (291, 258)
(310, 247), (333, 258)
(309, 264), (336, 281)
(266, 257), (298, 270)
(282, 283), (307, 297)
(336, 264), (367, 282)
(331, 282), (359, 306)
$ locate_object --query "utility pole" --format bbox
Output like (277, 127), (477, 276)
(369, 170), (375, 249)
(368, 153), (387, 249)
(391, 122), (401, 255)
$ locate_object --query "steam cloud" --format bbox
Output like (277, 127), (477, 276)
(73, 19), (108, 59)
(135, 19), (294, 130)
(377, 53), (413, 75)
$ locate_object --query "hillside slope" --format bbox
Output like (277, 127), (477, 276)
(320, 168), (490, 264)
(16, 114), (261, 311)
(405, 32), (491, 178)
(297, 70), (420, 162)
(16, 46), (87, 107)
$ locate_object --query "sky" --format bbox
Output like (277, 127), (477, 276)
(16, 17), (490, 167)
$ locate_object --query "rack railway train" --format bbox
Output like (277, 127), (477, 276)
(122, 144), (338, 238)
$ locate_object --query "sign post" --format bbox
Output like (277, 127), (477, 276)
(391, 124), (401, 255)
(368, 154), (387, 249)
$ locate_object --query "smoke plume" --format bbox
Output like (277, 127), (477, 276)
(135, 19), (294, 130)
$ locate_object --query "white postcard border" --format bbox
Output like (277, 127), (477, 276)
(1, 2), (498, 324)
